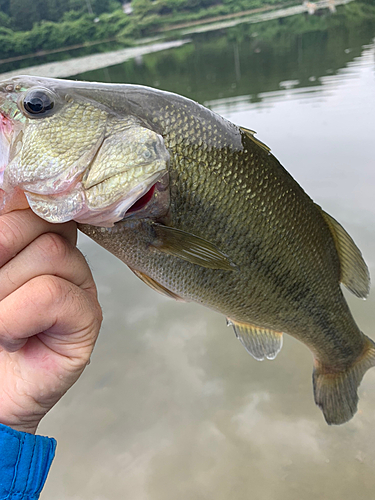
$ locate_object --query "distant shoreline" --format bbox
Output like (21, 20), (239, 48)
(0, 39), (190, 80)
(0, 38), (117, 65)
(158, 4), (282, 31)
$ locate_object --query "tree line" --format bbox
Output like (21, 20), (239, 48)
(0, 0), (348, 61)
(0, 0), (122, 30)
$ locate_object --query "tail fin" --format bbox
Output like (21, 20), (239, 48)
(313, 335), (375, 425)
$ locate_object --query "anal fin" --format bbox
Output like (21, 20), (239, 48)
(131, 269), (185, 302)
(228, 318), (283, 361)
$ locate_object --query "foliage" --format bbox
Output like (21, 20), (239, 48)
(6, 0), (123, 30)
(0, 10), (11, 27)
(0, 0), (9, 14)
(0, 9), (131, 59)
(0, 0), (374, 62)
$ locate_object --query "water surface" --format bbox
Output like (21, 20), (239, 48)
(39, 9), (375, 499)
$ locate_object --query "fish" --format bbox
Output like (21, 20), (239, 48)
(0, 75), (373, 425)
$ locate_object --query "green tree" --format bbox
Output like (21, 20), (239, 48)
(132, 0), (155, 17)
(45, 0), (70, 22)
(0, 11), (11, 26)
(9, 0), (40, 30)
(91, 0), (122, 15)
(0, 0), (10, 14)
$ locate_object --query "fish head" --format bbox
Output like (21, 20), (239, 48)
(0, 76), (170, 226)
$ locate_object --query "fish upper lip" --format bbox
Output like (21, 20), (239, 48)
(0, 113), (12, 184)
(0, 113), (12, 143)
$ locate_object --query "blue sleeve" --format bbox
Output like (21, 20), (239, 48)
(0, 423), (56, 500)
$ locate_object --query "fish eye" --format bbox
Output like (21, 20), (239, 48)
(23, 89), (54, 117)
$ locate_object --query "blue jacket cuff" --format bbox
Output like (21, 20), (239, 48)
(0, 423), (56, 500)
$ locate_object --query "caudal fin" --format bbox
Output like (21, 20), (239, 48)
(313, 335), (375, 425)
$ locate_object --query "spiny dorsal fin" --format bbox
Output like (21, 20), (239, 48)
(239, 127), (271, 154)
(319, 207), (370, 298)
(151, 223), (236, 271)
(131, 269), (185, 302)
(227, 318), (283, 361)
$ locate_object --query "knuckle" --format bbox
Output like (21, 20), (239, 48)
(35, 275), (66, 306)
(83, 277), (99, 297)
(82, 293), (103, 326)
(36, 232), (71, 262)
(93, 300), (103, 325)
(0, 217), (23, 258)
(79, 295), (103, 336)
(0, 315), (25, 352)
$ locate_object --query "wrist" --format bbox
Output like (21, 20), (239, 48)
(3, 422), (39, 434)
(0, 417), (40, 434)
(0, 406), (46, 435)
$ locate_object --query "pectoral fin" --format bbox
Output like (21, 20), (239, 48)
(228, 318), (283, 361)
(319, 207), (370, 298)
(151, 223), (235, 270)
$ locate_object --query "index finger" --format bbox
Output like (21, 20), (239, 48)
(0, 209), (77, 268)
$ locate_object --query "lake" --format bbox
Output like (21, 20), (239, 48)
(35, 5), (375, 499)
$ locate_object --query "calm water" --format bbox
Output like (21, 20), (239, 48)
(39, 8), (375, 500)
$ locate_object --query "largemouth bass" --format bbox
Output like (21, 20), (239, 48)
(0, 75), (373, 425)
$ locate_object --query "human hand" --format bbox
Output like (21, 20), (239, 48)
(0, 209), (102, 434)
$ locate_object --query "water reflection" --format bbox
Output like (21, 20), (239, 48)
(40, 10), (375, 500)
(75, 5), (375, 106)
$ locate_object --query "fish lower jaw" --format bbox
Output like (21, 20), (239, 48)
(25, 184), (88, 223)
(24, 171), (169, 227)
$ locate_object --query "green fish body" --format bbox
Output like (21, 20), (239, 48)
(0, 76), (373, 424)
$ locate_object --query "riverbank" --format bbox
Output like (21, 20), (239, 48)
(158, 4), (283, 31)
(0, 39), (189, 80)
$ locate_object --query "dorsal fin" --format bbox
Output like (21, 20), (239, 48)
(239, 127), (271, 154)
(227, 318), (283, 361)
(319, 207), (370, 298)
